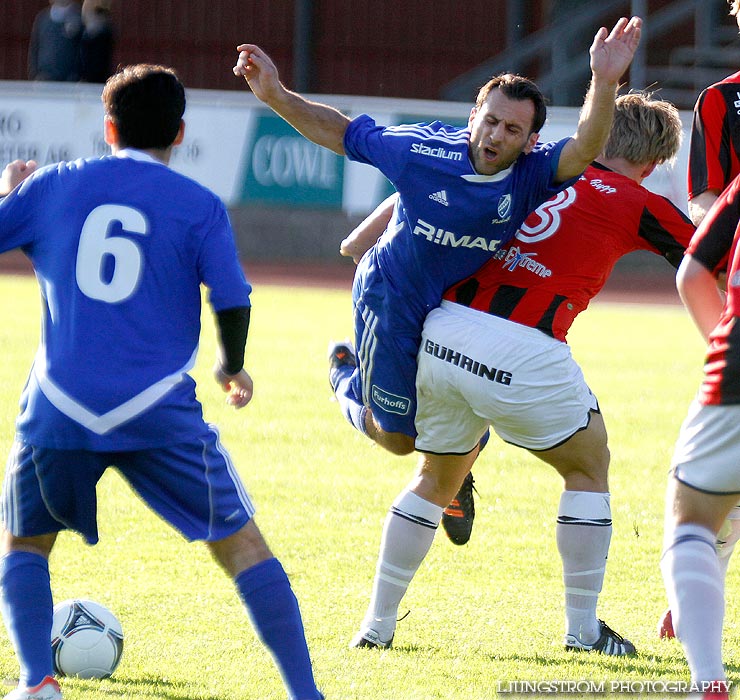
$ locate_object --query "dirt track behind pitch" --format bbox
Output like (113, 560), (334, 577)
(0, 250), (681, 306)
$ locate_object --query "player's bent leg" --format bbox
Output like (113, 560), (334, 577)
(327, 346), (416, 455)
(345, 304), (420, 455)
(533, 413), (634, 655)
(535, 410), (610, 493)
(352, 450), (478, 648)
(209, 521), (324, 700)
(363, 412), (415, 456)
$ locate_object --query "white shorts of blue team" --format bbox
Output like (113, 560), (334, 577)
(672, 400), (740, 494)
(415, 300), (599, 455)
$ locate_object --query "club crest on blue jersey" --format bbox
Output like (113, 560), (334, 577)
(497, 193), (512, 219)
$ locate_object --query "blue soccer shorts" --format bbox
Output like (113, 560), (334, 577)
(347, 288), (420, 437)
(1, 425), (254, 545)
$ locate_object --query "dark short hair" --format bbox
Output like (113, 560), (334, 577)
(475, 73), (547, 134)
(101, 64), (185, 149)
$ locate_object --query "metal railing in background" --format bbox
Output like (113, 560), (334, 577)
(441, 0), (738, 108)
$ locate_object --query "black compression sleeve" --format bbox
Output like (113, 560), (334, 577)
(215, 306), (250, 375)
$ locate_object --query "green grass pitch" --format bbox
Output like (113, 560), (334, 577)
(0, 272), (732, 699)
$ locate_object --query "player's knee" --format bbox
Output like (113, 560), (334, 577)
(208, 520), (273, 577)
(560, 460), (609, 492)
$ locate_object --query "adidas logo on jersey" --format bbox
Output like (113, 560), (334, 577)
(429, 190), (449, 206)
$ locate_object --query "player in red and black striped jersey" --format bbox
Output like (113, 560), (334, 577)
(661, 173), (740, 700)
(445, 159), (692, 342)
(681, 176), (740, 402)
(687, 1), (740, 228)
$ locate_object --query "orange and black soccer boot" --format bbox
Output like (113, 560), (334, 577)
(328, 340), (356, 392)
(442, 472), (477, 545)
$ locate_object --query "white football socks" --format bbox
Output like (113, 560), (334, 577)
(360, 489), (443, 642)
(556, 490), (612, 644)
(661, 523), (726, 685)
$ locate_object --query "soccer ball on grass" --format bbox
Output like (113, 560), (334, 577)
(51, 599), (124, 679)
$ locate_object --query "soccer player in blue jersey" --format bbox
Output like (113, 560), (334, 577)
(234, 16), (642, 460)
(0, 65), (323, 700)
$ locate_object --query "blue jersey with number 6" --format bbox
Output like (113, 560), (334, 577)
(0, 150), (251, 450)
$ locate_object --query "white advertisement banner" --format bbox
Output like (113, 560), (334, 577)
(0, 80), (691, 214)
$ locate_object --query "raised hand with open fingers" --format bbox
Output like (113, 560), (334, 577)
(589, 16), (642, 85)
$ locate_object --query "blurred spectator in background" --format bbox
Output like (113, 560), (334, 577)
(80, 0), (115, 83)
(28, 0), (83, 82)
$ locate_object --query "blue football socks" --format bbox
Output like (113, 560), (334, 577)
(0, 551), (54, 687)
(332, 369), (369, 436)
(236, 557), (322, 700)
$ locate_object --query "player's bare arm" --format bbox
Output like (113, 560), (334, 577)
(688, 190), (721, 227)
(234, 43), (349, 155)
(340, 194), (397, 264)
(676, 254), (725, 343)
(556, 16), (642, 183)
(0, 159), (37, 196)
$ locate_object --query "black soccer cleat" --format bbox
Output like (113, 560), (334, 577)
(442, 472), (477, 545)
(328, 340), (357, 392)
(564, 619), (637, 656)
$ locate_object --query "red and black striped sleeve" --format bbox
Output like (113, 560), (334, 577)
(688, 83), (740, 199)
(688, 175), (740, 275)
(638, 193), (695, 268)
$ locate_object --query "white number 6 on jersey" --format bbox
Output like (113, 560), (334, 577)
(75, 204), (149, 303)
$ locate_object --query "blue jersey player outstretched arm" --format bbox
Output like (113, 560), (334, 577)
(0, 65), (323, 700)
(234, 17), (642, 458)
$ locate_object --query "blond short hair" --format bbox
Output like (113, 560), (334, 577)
(731, 0), (740, 17)
(601, 92), (682, 166)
